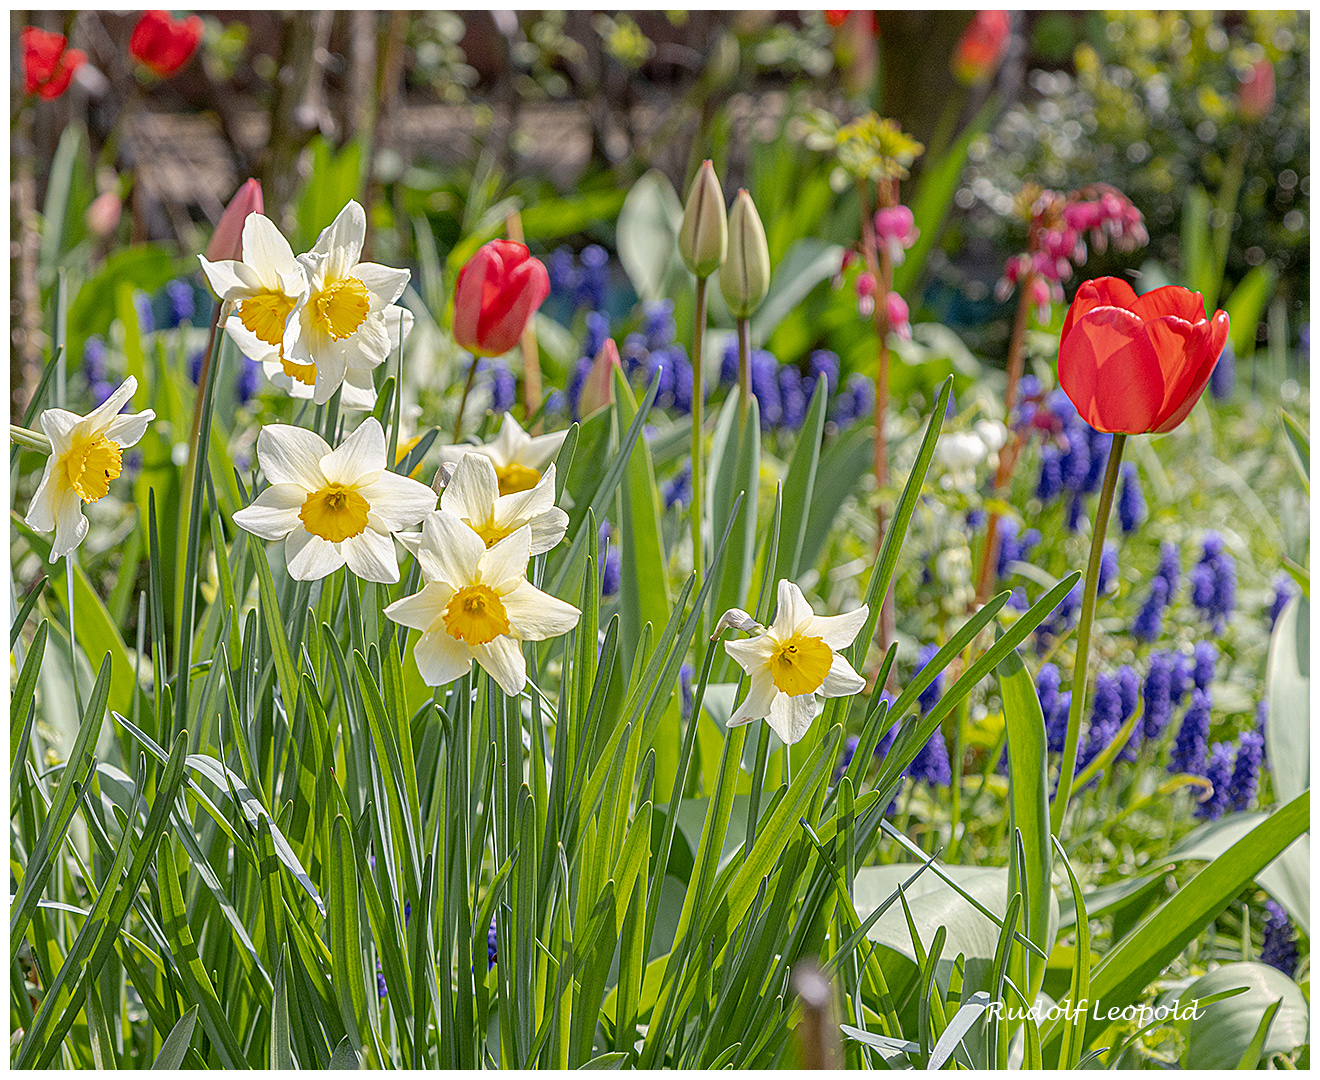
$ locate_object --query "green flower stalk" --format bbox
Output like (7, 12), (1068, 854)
(722, 189), (771, 429)
(678, 160), (727, 590)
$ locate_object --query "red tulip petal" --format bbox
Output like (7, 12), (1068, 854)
(1061, 277), (1140, 341)
(452, 246), (500, 353)
(1152, 309), (1230, 433)
(1129, 284), (1207, 326)
(1059, 306), (1164, 434)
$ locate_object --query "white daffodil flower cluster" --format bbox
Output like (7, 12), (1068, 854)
(199, 201), (411, 410)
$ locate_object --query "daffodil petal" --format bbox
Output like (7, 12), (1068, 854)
(774, 579), (815, 636)
(285, 529), (344, 581)
(442, 454), (501, 524)
(104, 409), (155, 449)
(526, 507), (570, 555)
(341, 528), (399, 583)
(500, 579), (580, 641)
(729, 671), (778, 724)
(807, 605), (869, 651)
(232, 483), (304, 539)
(354, 263), (411, 310)
(480, 525), (532, 589)
(767, 691), (816, 746)
(52, 490), (89, 562)
(320, 417), (385, 487)
(419, 509), (485, 586)
(724, 634), (775, 673)
(414, 627), (473, 687)
(384, 581), (453, 631)
(471, 636), (526, 696)
(820, 653), (866, 698)
(257, 424), (330, 489)
(358, 470), (436, 532)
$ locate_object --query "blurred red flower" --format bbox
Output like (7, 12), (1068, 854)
(129, 10), (203, 77)
(22, 27), (86, 100)
(1238, 58), (1275, 120)
(452, 240), (550, 358)
(952, 10), (1011, 86)
(1058, 278), (1229, 435)
(824, 11), (850, 27)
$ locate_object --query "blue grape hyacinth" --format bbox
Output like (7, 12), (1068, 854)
(1117, 462), (1146, 534)
(1229, 728), (1264, 811)
(1195, 741), (1234, 820)
(1192, 640), (1217, 692)
(1261, 900), (1298, 977)
(1169, 688), (1211, 776)
(1189, 532), (1237, 634)
(1141, 652), (1174, 741)
(1130, 576), (1169, 643)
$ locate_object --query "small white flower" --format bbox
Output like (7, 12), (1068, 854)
(199, 213), (308, 362)
(25, 377), (155, 561)
(436, 413), (567, 497)
(723, 580), (868, 745)
(283, 201), (411, 407)
(399, 452), (567, 558)
(232, 417), (435, 583)
(384, 510), (580, 695)
(974, 418), (1007, 455)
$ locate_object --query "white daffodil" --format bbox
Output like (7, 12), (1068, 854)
(232, 417), (435, 583)
(436, 413), (567, 497)
(384, 510), (579, 695)
(199, 213), (308, 364)
(283, 201), (411, 407)
(227, 303), (413, 411)
(25, 377), (155, 562)
(399, 453), (567, 559)
(723, 580), (868, 745)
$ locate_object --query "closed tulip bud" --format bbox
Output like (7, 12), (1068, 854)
(952, 10), (1011, 87)
(579, 338), (621, 417)
(721, 190), (771, 319)
(453, 239), (550, 358)
(679, 160), (727, 278)
(205, 178), (263, 263)
(1238, 58), (1275, 121)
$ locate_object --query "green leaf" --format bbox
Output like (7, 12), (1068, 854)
(329, 815), (367, 1052)
(329, 1035), (360, 1069)
(1178, 962), (1307, 1070)
(251, 537), (301, 714)
(1051, 838), (1091, 1071)
(797, 422), (873, 574)
(616, 169), (685, 304)
(151, 1005), (199, 1070)
(1224, 263), (1278, 357)
(1265, 593), (1308, 805)
(772, 375), (828, 583)
(997, 647), (1053, 998)
(748, 239), (846, 344)
(271, 946), (295, 1070)
(1043, 790), (1309, 1052)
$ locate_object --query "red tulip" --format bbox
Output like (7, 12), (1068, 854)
(824, 10), (850, 27)
(1058, 277), (1229, 435)
(952, 10), (1011, 86)
(129, 10), (203, 78)
(22, 27), (86, 100)
(205, 178), (263, 263)
(452, 240), (550, 358)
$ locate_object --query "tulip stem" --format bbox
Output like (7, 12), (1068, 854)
(691, 275), (708, 593)
(736, 316), (751, 431)
(452, 356), (480, 444)
(1050, 431), (1127, 838)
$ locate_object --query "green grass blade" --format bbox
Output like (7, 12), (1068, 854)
(151, 1005), (199, 1070)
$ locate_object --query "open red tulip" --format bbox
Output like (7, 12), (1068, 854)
(1058, 277), (1229, 435)
(452, 240), (550, 358)
(22, 27), (86, 100)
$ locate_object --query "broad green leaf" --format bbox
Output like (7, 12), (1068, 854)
(749, 238), (846, 345)
(1178, 962), (1307, 1070)
(616, 169), (685, 304)
(151, 1005), (199, 1070)
(1265, 593), (1308, 805)
(1225, 263), (1277, 357)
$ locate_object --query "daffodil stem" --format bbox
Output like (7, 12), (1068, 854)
(691, 275), (709, 595)
(1050, 432), (1127, 838)
(173, 304), (228, 746)
(736, 316), (751, 431)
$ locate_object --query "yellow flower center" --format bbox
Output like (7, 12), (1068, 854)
(299, 483), (370, 543)
(281, 356), (318, 386)
(65, 431), (123, 503)
(495, 462), (541, 496)
(310, 276), (371, 341)
(768, 633), (832, 696)
(238, 290), (297, 348)
(469, 517), (512, 549)
(443, 584), (510, 646)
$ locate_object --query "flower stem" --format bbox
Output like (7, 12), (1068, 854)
(9, 426), (52, 454)
(736, 315), (751, 431)
(691, 275), (708, 592)
(1049, 432), (1127, 838)
(452, 355), (480, 443)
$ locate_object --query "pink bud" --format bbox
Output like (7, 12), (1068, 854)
(855, 271), (877, 298)
(579, 338), (621, 417)
(873, 205), (918, 247)
(886, 292), (911, 340)
(1028, 277), (1051, 323)
(85, 190), (122, 238)
(1239, 59), (1275, 120)
(206, 178), (263, 263)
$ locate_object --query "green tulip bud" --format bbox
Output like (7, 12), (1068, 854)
(721, 189), (771, 319)
(678, 160), (727, 278)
